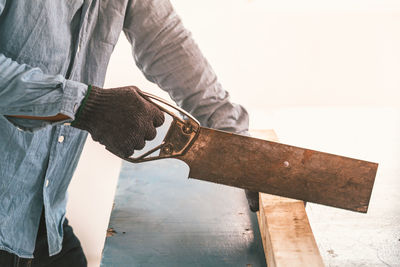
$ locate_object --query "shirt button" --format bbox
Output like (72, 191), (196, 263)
(45, 180), (49, 187)
(58, 136), (65, 143)
(63, 122), (71, 126)
(73, 103), (79, 113)
(77, 44), (81, 54)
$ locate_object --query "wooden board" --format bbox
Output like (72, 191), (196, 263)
(251, 130), (324, 267)
(101, 158), (266, 266)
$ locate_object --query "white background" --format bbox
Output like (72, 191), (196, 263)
(104, 0), (400, 110)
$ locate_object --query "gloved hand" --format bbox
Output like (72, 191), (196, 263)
(245, 189), (259, 212)
(72, 85), (165, 158)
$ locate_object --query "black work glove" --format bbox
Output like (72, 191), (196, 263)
(245, 189), (259, 212)
(72, 85), (165, 158)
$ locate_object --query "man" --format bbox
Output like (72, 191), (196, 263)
(0, 0), (254, 266)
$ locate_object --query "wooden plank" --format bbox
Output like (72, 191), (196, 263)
(101, 159), (266, 266)
(251, 130), (324, 267)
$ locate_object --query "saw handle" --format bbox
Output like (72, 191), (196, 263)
(123, 91), (200, 163)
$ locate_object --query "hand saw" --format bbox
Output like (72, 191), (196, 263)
(123, 92), (378, 213)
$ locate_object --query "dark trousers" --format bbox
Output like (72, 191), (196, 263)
(0, 212), (87, 267)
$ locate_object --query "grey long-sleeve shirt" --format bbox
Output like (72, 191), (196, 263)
(0, 0), (249, 258)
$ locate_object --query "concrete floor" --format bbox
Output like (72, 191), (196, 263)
(66, 106), (400, 267)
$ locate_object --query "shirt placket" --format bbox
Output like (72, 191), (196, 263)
(42, 0), (94, 255)
(43, 0), (92, 200)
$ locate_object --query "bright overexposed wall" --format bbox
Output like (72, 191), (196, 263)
(66, 1), (400, 266)
(106, 0), (400, 110)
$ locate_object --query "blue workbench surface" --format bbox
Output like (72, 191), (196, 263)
(101, 159), (266, 267)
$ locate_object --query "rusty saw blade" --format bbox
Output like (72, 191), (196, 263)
(125, 92), (378, 213)
(176, 127), (378, 213)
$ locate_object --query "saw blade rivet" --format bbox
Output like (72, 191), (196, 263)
(163, 144), (173, 154)
(182, 124), (193, 134)
(283, 161), (290, 167)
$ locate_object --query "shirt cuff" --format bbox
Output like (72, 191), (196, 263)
(60, 80), (88, 120)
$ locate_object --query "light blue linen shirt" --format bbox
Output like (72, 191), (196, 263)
(0, 0), (249, 258)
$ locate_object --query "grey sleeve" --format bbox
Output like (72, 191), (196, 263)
(0, 54), (87, 119)
(123, 0), (249, 134)
(0, 0), (87, 130)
